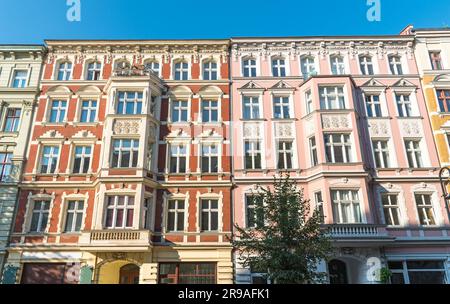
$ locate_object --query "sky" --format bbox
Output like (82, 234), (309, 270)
(0, 0), (449, 44)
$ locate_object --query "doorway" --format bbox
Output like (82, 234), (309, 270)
(119, 264), (140, 284)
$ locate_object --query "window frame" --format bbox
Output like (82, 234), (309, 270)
(104, 195), (135, 229)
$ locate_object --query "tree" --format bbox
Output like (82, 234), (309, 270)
(232, 173), (332, 284)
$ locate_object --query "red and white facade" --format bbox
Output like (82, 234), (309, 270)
(4, 40), (233, 284)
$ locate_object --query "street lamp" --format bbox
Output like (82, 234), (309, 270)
(438, 167), (450, 222)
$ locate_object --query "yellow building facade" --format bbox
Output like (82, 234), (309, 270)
(413, 27), (450, 166)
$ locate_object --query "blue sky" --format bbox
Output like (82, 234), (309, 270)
(0, 0), (449, 44)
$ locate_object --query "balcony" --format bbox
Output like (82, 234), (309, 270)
(79, 229), (152, 251)
(325, 224), (394, 246)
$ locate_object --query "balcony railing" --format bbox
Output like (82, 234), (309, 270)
(80, 229), (152, 248)
(326, 224), (388, 238)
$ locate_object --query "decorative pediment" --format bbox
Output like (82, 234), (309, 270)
(46, 85), (73, 96)
(432, 74), (450, 85)
(76, 85), (102, 95)
(199, 129), (221, 138)
(391, 78), (416, 88)
(198, 85), (223, 97)
(167, 128), (189, 138)
(269, 80), (294, 91)
(40, 130), (64, 139)
(239, 81), (263, 90)
(361, 78), (386, 88)
(72, 130), (96, 139)
(168, 85), (193, 97)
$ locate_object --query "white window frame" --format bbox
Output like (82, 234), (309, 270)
(169, 143), (188, 173)
(111, 138), (139, 168)
(39, 145), (60, 174)
(388, 55), (404, 75)
(49, 99), (68, 123)
(331, 190), (363, 224)
(244, 140), (262, 170)
(271, 57), (287, 77)
(104, 195), (135, 229)
(57, 61), (73, 81)
(242, 96), (261, 119)
(64, 200), (85, 233)
(173, 60), (189, 80)
(242, 57), (257, 77)
(300, 55), (317, 78)
(381, 193), (401, 226)
(372, 139), (390, 168)
(414, 193), (437, 226)
(72, 145), (92, 174)
(202, 60), (218, 80)
(359, 55), (374, 75)
(404, 139), (423, 168)
(319, 86), (346, 110)
(272, 96), (291, 119)
(276, 140), (294, 170)
(200, 198), (219, 232)
(330, 55), (346, 75)
(324, 133), (352, 163)
(79, 99), (97, 123)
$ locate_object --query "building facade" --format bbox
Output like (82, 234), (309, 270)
(0, 45), (45, 279)
(230, 35), (450, 284)
(3, 40), (233, 284)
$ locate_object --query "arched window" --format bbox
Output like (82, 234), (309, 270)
(174, 60), (189, 80)
(144, 60), (160, 75)
(57, 61), (72, 81)
(330, 55), (345, 75)
(202, 60), (218, 80)
(388, 55), (403, 75)
(86, 61), (102, 80)
(359, 55), (374, 75)
(300, 55), (316, 78)
(271, 57), (286, 77)
(242, 57), (257, 77)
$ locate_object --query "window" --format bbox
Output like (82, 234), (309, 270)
(273, 96), (290, 119)
(64, 200), (84, 232)
(381, 194), (400, 226)
(429, 51), (443, 70)
(365, 94), (382, 117)
(201, 100), (218, 122)
(415, 194), (436, 226)
(324, 134), (352, 163)
(405, 140), (423, 168)
(40, 146), (59, 174)
(242, 96), (260, 119)
(3, 108), (21, 132)
(174, 61), (189, 80)
(143, 198), (152, 229)
(272, 58), (286, 77)
(171, 100), (188, 122)
(277, 141), (293, 169)
(242, 58), (257, 77)
(319, 86), (345, 110)
(331, 190), (362, 224)
(169, 144), (187, 173)
(359, 55), (374, 75)
(244, 140), (262, 169)
(314, 191), (325, 223)
(166, 199), (185, 232)
(73, 146), (91, 174)
(57, 62), (72, 81)
(309, 137), (318, 166)
(301, 56), (316, 78)
(200, 199), (219, 231)
(396, 94), (413, 117)
(144, 61), (160, 75)
(111, 139), (139, 168)
(330, 55), (345, 75)
(12, 70), (28, 88)
(159, 263), (216, 284)
(30, 200), (50, 232)
(437, 89), (450, 112)
(0, 152), (12, 182)
(250, 264), (269, 284)
(305, 90), (313, 114)
(80, 100), (97, 122)
(201, 144), (218, 173)
(245, 195), (263, 228)
(372, 140), (390, 168)
(105, 196), (135, 228)
(86, 62), (101, 80)
(388, 260), (447, 284)
(203, 61), (217, 80)
(389, 55), (403, 75)
(117, 91), (143, 115)
(49, 100), (67, 123)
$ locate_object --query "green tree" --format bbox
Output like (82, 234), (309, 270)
(232, 173), (332, 284)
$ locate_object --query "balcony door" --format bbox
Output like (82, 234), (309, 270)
(119, 264), (140, 284)
(328, 259), (348, 284)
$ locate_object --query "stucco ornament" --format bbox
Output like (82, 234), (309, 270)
(369, 121), (389, 136)
(322, 115), (349, 129)
(113, 120), (140, 135)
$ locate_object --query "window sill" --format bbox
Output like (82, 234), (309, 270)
(271, 118), (298, 121)
(396, 116), (423, 119)
(0, 131), (19, 137)
(239, 118), (266, 122)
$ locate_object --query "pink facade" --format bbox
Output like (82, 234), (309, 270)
(230, 36), (450, 284)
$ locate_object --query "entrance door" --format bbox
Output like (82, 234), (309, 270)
(119, 264), (140, 284)
(328, 259), (348, 284)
